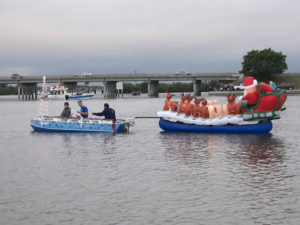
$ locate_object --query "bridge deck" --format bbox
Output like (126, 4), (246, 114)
(0, 73), (241, 84)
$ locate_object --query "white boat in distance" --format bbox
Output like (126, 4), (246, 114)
(47, 84), (68, 99)
(46, 83), (94, 100)
(65, 92), (94, 100)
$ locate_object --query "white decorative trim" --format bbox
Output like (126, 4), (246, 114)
(157, 111), (244, 125)
(244, 79), (257, 89)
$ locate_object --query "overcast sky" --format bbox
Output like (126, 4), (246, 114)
(0, 0), (299, 76)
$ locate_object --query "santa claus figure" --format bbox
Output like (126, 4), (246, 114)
(239, 76), (273, 107)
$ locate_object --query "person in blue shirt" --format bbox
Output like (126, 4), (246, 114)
(92, 103), (116, 132)
(269, 80), (277, 90)
(77, 100), (88, 118)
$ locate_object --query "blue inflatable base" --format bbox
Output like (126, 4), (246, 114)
(159, 119), (272, 133)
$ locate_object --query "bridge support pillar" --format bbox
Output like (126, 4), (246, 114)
(104, 81), (117, 98)
(24, 85), (28, 100)
(193, 79), (202, 96)
(63, 82), (77, 93)
(148, 80), (159, 97)
(20, 83), (38, 100)
(17, 81), (21, 99)
(34, 84), (38, 100)
(21, 84), (24, 100)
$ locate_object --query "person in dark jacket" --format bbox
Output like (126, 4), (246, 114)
(92, 103), (116, 121)
(60, 102), (71, 119)
(92, 103), (116, 132)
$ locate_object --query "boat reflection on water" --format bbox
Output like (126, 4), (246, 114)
(226, 133), (285, 166)
(159, 132), (289, 224)
(159, 132), (220, 166)
(30, 131), (117, 156)
(159, 131), (285, 167)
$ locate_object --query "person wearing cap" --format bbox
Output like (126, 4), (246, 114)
(92, 103), (116, 132)
(60, 102), (71, 119)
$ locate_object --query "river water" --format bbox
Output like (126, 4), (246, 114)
(0, 94), (299, 225)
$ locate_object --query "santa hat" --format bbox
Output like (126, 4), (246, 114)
(243, 76), (257, 89)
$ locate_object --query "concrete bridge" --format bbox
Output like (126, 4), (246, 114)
(0, 72), (242, 100)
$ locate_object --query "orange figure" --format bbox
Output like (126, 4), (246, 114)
(192, 98), (202, 118)
(170, 102), (178, 112)
(177, 93), (188, 114)
(200, 99), (209, 119)
(163, 92), (175, 111)
(184, 94), (194, 116)
(227, 94), (241, 115)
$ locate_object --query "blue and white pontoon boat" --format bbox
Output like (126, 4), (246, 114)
(31, 76), (133, 133)
(66, 93), (94, 100)
(31, 117), (131, 133)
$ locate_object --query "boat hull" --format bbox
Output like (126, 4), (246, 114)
(47, 95), (65, 99)
(31, 119), (125, 133)
(159, 119), (272, 133)
(47, 94), (94, 100)
(67, 94), (94, 99)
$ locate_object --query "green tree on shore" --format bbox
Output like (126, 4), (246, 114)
(240, 48), (288, 81)
(0, 86), (18, 95)
(121, 81), (221, 93)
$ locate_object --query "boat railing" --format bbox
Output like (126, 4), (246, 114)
(34, 116), (131, 125)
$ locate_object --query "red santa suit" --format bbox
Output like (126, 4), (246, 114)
(241, 77), (274, 106)
(241, 77), (259, 106)
(258, 83), (273, 93)
(242, 91), (260, 105)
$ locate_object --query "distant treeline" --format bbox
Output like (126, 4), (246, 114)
(0, 85), (17, 95)
(123, 81), (220, 93)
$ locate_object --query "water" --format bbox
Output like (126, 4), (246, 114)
(0, 94), (300, 225)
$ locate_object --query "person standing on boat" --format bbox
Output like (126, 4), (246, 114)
(60, 102), (71, 119)
(77, 100), (89, 118)
(269, 80), (277, 90)
(92, 103), (116, 132)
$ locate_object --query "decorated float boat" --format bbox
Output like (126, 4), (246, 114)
(31, 76), (133, 133)
(158, 77), (287, 133)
